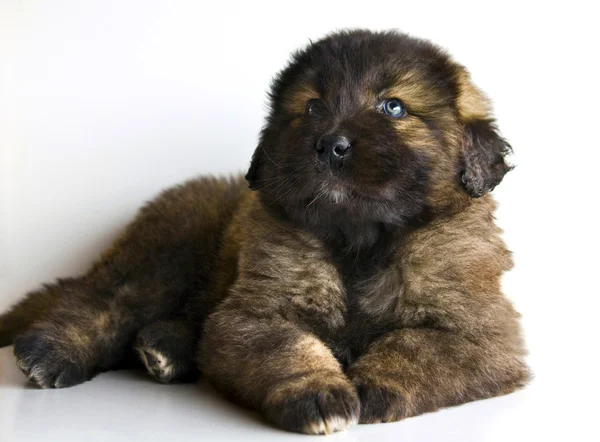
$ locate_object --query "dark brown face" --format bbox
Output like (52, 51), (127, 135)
(247, 30), (511, 237)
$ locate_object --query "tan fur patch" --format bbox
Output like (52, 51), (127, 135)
(386, 71), (450, 116)
(294, 335), (342, 372)
(456, 68), (491, 121)
(283, 82), (319, 115)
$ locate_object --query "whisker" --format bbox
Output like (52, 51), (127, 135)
(306, 187), (325, 209)
(261, 147), (279, 166)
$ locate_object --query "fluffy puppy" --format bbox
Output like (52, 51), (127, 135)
(0, 30), (529, 434)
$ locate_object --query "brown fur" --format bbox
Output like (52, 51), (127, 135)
(0, 30), (529, 435)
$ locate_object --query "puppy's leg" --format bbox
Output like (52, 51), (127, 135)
(12, 279), (151, 388)
(0, 279), (71, 347)
(348, 327), (530, 424)
(11, 177), (245, 388)
(200, 306), (360, 435)
(134, 317), (199, 384)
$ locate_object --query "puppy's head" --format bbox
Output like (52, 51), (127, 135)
(247, 30), (511, 228)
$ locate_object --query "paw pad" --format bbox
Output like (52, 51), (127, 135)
(135, 346), (175, 383)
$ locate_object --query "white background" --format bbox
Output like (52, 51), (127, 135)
(1, 1), (599, 441)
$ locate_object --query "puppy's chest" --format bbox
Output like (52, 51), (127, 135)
(288, 248), (403, 329)
(273, 228), (407, 363)
(345, 260), (404, 324)
(328, 254), (406, 363)
(308, 258), (402, 367)
(350, 262), (405, 312)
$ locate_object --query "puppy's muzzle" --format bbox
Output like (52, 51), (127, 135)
(316, 134), (351, 170)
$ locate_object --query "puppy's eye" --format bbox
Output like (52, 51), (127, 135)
(382, 99), (406, 118)
(306, 99), (323, 115)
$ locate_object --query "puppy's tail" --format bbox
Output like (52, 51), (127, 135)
(0, 279), (68, 347)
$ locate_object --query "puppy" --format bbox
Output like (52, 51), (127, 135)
(0, 30), (529, 434)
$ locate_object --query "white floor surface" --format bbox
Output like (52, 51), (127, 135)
(0, 346), (589, 442)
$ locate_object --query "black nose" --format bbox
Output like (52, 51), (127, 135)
(316, 134), (351, 168)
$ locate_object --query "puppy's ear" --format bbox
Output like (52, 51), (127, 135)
(456, 69), (513, 198)
(245, 144), (264, 190)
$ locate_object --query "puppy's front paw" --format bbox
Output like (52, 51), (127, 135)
(13, 328), (89, 389)
(353, 380), (408, 424)
(263, 376), (360, 435)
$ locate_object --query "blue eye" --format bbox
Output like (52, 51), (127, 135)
(382, 99), (406, 118)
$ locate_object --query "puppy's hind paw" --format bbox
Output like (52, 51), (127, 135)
(13, 328), (89, 389)
(133, 330), (197, 384)
(135, 346), (177, 383)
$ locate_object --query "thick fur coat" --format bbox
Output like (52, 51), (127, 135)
(0, 30), (529, 434)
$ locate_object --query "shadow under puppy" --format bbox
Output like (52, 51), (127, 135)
(0, 30), (530, 434)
